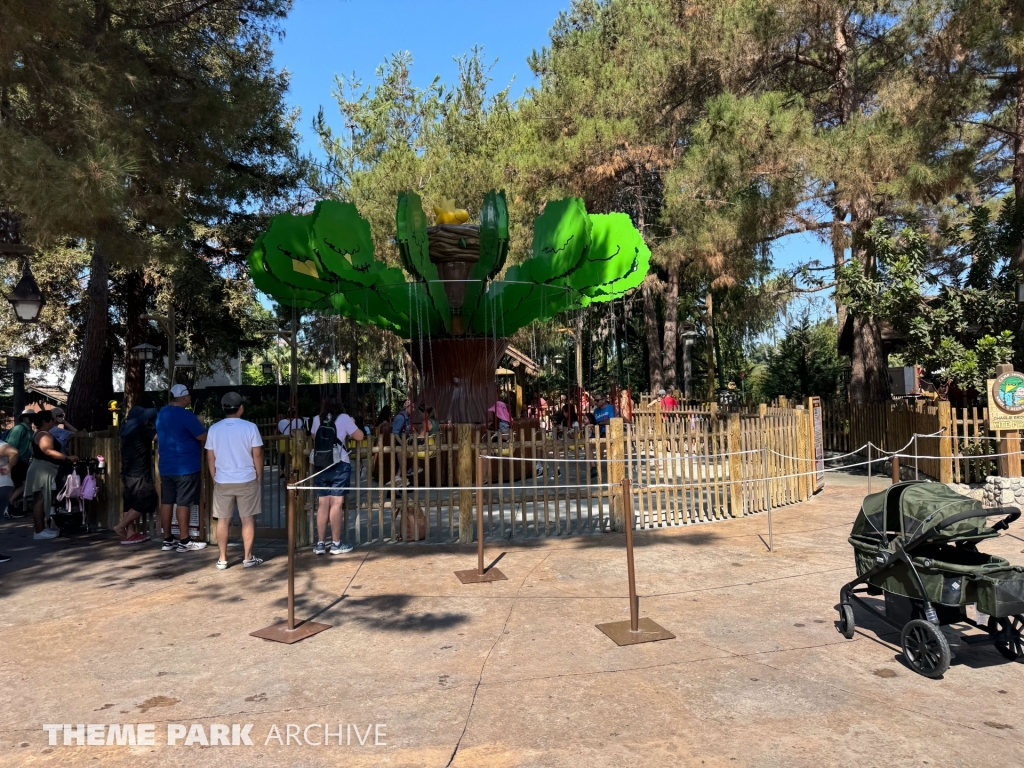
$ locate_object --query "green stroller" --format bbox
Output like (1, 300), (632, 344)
(838, 481), (1024, 678)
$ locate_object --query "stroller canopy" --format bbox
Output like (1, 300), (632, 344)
(851, 481), (994, 544)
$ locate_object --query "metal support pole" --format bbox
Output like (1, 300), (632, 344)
(477, 455), (485, 576)
(286, 485), (295, 630)
(289, 305), (299, 411)
(250, 482), (330, 644)
(623, 475), (639, 632)
(867, 443), (872, 495)
(596, 475), (674, 645)
(455, 454), (507, 584)
(915, 435), (919, 480)
(763, 446), (773, 552)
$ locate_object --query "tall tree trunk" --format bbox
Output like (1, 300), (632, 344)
(847, 216), (888, 403)
(705, 292), (716, 400)
(1014, 61), (1024, 270)
(67, 241), (111, 430)
(849, 315), (888, 403)
(642, 276), (663, 392)
(122, 269), (150, 410)
(661, 264), (679, 390)
(831, 206), (848, 332)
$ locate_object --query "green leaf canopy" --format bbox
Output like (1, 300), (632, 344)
(247, 192), (651, 339)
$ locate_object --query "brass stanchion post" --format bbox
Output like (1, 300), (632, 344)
(597, 476), (674, 645)
(251, 483), (331, 643)
(455, 453), (507, 583)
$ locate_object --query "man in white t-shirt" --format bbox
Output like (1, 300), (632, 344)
(205, 392), (264, 570)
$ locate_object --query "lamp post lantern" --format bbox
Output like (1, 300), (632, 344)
(6, 262), (44, 323)
(132, 343), (159, 362)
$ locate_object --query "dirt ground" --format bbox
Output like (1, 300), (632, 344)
(2, 472), (1023, 767)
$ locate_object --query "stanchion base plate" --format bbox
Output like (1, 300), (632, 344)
(250, 621), (331, 644)
(596, 617), (675, 646)
(455, 568), (508, 584)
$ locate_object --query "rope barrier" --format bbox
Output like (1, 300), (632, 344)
(477, 449), (764, 463)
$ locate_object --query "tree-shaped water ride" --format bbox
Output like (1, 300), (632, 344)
(248, 191), (650, 424)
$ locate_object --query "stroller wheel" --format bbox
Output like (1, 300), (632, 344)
(987, 615), (1024, 661)
(837, 604), (855, 639)
(901, 619), (950, 678)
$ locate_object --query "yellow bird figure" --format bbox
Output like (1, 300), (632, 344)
(433, 198), (470, 225)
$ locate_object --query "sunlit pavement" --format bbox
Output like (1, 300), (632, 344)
(2, 471), (1023, 767)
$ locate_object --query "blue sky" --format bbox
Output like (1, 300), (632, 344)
(273, 0), (833, 326)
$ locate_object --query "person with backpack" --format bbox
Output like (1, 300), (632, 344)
(4, 410), (34, 518)
(311, 398), (364, 556)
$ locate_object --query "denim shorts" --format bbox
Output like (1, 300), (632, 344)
(316, 461), (351, 500)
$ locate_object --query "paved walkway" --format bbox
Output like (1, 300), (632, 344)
(2, 474), (1023, 767)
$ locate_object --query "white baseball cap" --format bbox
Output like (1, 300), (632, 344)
(170, 384), (190, 397)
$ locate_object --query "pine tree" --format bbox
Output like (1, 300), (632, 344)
(0, 1), (303, 427)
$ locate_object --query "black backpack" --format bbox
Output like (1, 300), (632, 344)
(313, 420), (338, 468)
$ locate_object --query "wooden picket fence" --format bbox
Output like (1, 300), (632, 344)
(67, 405), (821, 546)
(820, 400), (1017, 484)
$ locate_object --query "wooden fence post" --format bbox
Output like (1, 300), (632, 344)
(458, 424), (474, 543)
(727, 413), (743, 517)
(795, 407), (811, 501)
(937, 401), (953, 484)
(608, 418), (625, 531)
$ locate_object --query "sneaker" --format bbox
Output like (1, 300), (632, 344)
(330, 541), (354, 555)
(121, 533), (151, 546)
(313, 541), (326, 555)
(243, 556), (263, 568)
(176, 539), (208, 552)
(33, 529), (58, 540)
(0, 553), (11, 563)
(216, 560), (228, 570)
(3, 510), (25, 519)
(161, 538), (178, 551)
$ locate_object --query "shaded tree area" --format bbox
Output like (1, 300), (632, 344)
(1, 1), (305, 427)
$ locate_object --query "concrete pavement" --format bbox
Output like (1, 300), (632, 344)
(2, 472), (1023, 767)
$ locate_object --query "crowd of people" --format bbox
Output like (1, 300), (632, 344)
(0, 407), (81, 560)
(0, 383), (685, 567)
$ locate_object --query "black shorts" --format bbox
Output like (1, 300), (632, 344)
(160, 473), (201, 507)
(11, 461), (28, 488)
(123, 475), (158, 516)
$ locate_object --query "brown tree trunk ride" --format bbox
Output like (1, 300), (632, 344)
(662, 264), (679, 390)
(409, 337), (508, 424)
(67, 241), (111, 431)
(122, 269), (151, 410)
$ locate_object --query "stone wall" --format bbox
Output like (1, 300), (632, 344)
(947, 476), (1024, 507)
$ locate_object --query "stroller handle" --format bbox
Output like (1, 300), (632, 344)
(929, 506), (1020, 535)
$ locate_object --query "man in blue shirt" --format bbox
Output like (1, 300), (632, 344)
(155, 385), (208, 552)
(593, 394), (616, 437)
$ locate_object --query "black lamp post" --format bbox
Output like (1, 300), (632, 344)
(3, 355), (30, 415)
(261, 360), (275, 378)
(6, 262), (44, 323)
